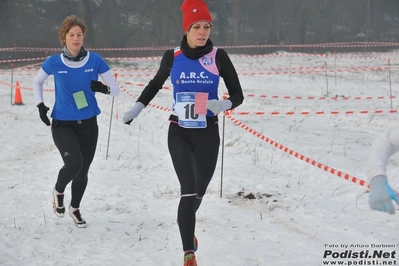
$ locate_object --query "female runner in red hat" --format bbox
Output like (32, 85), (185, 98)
(123, 1), (244, 264)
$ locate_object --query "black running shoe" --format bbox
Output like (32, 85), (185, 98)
(52, 188), (65, 218)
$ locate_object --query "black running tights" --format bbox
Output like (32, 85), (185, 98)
(51, 117), (98, 209)
(167, 121), (220, 251)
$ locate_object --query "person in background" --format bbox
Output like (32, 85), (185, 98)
(123, 0), (244, 264)
(367, 126), (399, 215)
(33, 15), (120, 228)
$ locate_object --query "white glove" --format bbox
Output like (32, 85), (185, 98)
(206, 99), (232, 114)
(368, 175), (399, 215)
(123, 102), (145, 125)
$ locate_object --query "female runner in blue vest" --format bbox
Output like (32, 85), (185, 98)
(123, 0), (244, 265)
(33, 15), (120, 228)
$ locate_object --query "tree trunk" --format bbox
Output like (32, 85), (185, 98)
(268, 0), (282, 44)
(81, 0), (95, 46)
(0, 0), (10, 45)
(231, 0), (240, 45)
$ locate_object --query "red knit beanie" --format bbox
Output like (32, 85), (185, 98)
(181, 0), (212, 32)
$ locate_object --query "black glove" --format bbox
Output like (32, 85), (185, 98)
(90, 80), (110, 94)
(37, 103), (50, 126)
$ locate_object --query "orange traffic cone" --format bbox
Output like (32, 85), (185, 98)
(14, 81), (24, 105)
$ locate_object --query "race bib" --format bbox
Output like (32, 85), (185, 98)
(72, 91), (88, 110)
(194, 92), (208, 115)
(175, 92), (207, 128)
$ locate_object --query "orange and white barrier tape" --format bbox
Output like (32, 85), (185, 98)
(1, 42), (399, 53)
(233, 93), (395, 101)
(119, 86), (370, 188)
(1, 77), (368, 189)
(226, 114), (369, 188)
(232, 109), (398, 116)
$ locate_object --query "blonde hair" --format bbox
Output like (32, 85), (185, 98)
(58, 15), (87, 46)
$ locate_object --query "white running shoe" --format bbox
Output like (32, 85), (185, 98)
(68, 206), (87, 228)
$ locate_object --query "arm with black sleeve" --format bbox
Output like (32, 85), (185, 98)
(123, 50), (174, 125)
(206, 49), (244, 113)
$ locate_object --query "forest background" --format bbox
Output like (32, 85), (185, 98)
(1, 0), (399, 60)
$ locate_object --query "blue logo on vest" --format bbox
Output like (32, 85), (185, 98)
(202, 56), (213, 66)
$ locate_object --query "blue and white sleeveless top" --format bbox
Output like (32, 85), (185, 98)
(170, 47), (220, 128)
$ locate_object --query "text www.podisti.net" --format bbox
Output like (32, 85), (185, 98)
(321, 244), (397, 265)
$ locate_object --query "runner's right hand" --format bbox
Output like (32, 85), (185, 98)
(37, 102), (50, 126)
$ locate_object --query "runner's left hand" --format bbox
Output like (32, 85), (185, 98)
(90, 80), (110, 94)
(206, 99), (232, 114)
(123, 102), (145, 125)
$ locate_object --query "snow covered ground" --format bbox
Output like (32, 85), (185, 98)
(0, 50), (399, 266)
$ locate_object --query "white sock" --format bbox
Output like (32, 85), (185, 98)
(69, 205), (79, 212)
